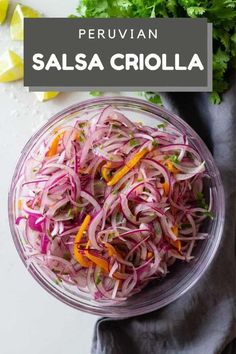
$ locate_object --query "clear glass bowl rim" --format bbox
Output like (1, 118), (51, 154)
(8, 96), (225, 318)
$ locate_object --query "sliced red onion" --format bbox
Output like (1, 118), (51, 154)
(160, 144), (201, 160)
(15, 216), (26, 225)
(41, 234), (50, 254)
(88, 211), (104, 249)
(101, 193), (118, 229)
(174, 161), (205, 174)
(81, 190), (101, 212)
(142, 158), (171, 190)
(15, 105), (210, 302)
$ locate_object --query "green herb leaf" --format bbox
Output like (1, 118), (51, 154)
(196, 192), (208, 209)
(203, 210), (214, 220)
(169, 154), (179, 163)
(144, 92), (163, 106)
(166, 0), (178, 17)
(68, 14), (78, 18)
(187, 6), (206, 17)
(154, 223), (161, 234)
(129, 138), (138, 147)
(152, 140), (159, 147)
(63, 253), (71, 261)
(90, 90), (103, 97)
(157, 122), (168, 129)
(95, 268), (102, 284)
(231, 33), (236, 44)
(209, 91), (221, 105)
(67, 208), (74, 219)
(76, 0), (236, 104)
(108, 232), (115, 241)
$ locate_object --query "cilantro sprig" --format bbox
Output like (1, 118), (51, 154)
(196, 192), (214, 219)
(95, 268), (102, 285)
(76, 0), (236, 104)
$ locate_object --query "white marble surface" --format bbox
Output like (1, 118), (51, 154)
(0, 1), (103, 354)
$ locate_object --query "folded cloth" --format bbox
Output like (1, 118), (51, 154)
(91, 75), (236, 354)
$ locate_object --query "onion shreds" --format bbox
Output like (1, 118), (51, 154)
(15, 106), (213, 301)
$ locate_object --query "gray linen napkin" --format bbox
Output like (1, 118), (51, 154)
(91, 74), (236, 354)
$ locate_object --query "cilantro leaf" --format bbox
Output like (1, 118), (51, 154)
(67, 208), (74, 219)
(108, 232), (115, 241)
(196, 192), (208, 209)
(152, 139), (159, 147)
(95, 268), (102, 284)
(90, 90), (103, 97)
(166, 0), (178, 17)
(144, 92), (163, 106)
(204, 210), (214, 220)
(157, 122), (168, 129)
(169, 154), (179, 163)
(187, 6), (206, 18)
(231, 33), (236, 44)
(54, 279), (61, 285)
(129, 138), (138, 146)
(195, 192), (214, 219)
(209, 91), (221, 105)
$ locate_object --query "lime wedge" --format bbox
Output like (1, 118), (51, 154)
(10, 4), (41, 40)
(34, 92), (59, 102)
(0, 50), (23, 82)
(0, 0), (9, 24)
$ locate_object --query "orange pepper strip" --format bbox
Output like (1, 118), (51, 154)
(170, 225), (182, 252)
(84, 251), (109, 273)
(107, 165), (130, 187)
(147, 251), (154, 260)
(84, 242), (126, 280)
(161, 160), (179, 195)
(84, 240), (109, 271)
(47, 133), (63, 157)
(101, 162), (113, 182)
(105, 243), (121, 258)
(165, 161), (180, 175)
(18, 199), (23, 210)
(105, 162), (113, 169)
(107, 148), (149, 186)
(104, 244), (128, 280)
(162, 181), (170, 195)
(73, 215), (91, 267)
(52, 126), (63, 134)
(113, 271), (128, 281)
(126, 148), (149, 169)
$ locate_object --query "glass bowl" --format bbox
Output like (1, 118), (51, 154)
(8, 97), (225, 318)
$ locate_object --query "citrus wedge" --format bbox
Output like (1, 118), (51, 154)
(0, 50), (23, 82)
(34, 92), (59, 102)
(10, 4), (41, 40)
(0, 0), (9, 24)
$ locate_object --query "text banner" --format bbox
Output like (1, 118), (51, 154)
(24, 18), (212, 91)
